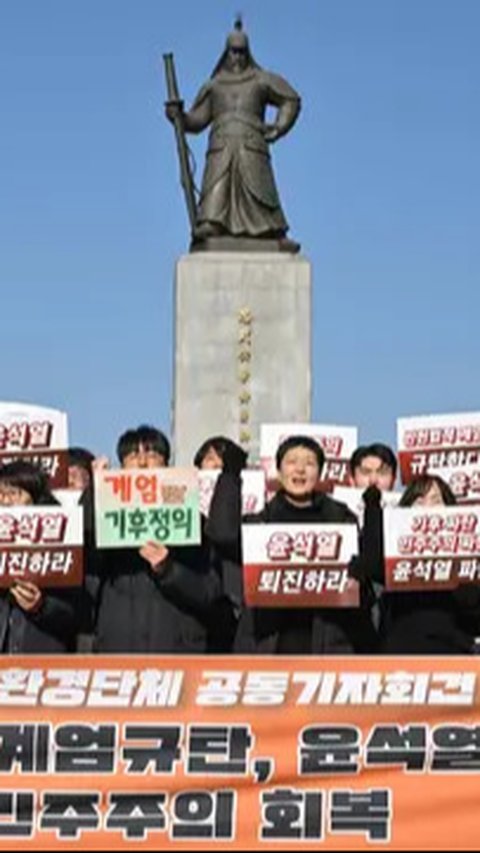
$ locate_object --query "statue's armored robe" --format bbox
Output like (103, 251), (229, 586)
(184, 68), (300, 238)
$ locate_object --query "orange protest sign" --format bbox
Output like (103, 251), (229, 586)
(0, 655), (479, 850)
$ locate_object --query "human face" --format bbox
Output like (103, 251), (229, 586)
(278, 447), (320, 502)
(122, 444), (167, 469)
(0, 484), (33, 506)
(68, 465), (91, 491)
(226, 45), (248, 73)
(200, 447), (224, 470)
(413, 480), (445, 507)
(353, 455), (395, 491)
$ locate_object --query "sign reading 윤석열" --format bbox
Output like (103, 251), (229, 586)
(0, 402), (69, 488)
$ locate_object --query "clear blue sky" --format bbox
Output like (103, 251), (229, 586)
(1, 0), (478, 459)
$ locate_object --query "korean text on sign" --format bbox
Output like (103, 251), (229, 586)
(242, 523), (360, 608)
(384, 505), (480, 591)
(397, 413), (480, 485)
(0, 403), (69, 488)
(0, 506), (83, 588)
(199, 469), (266, 518)
(94, 468), (201, 548)
(0, 657), (479, 849)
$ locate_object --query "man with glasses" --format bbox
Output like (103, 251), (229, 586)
(92, 425), (214, 653)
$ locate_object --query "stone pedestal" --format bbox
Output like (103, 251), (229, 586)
(173, 252), (312, 465)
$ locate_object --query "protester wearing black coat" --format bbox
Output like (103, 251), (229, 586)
(351, 482), (478, 654)
(94, 532), (220, 654)
(100, 469), (245, 656)
(0, 461), (80, 654)
(93, 467), (246, 655)
(234, 490), (378, 655)
(90, 428), (202, 653)
(0, 591), (79, 654)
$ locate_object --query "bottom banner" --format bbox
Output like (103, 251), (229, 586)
(0, 656), (479, 850)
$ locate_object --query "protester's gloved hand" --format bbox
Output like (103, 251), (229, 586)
(348, 556), (365, 581)
(222, 441), (248, 477)
(363, 485), (382, 508)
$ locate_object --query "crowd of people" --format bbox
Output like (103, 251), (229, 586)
(0, 425), (479, 656)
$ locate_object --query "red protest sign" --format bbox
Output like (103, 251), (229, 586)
(397, 413), (480, 485)
(242, 523), (360, 607)
(0, 403), (69, 489)
(384, 505), (480, 591)
(0, 506), (83, 587)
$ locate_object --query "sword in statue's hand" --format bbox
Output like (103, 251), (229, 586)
(163, 53), (198, 232)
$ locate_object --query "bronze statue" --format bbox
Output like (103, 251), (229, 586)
(164, 19), (301, 252)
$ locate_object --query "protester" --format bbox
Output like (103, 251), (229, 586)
(194, 436), (248, 652)
(4, 407), (479, 658)
(68, 447), (95, 492)
(381, 475), (478, 654)
(93, 425), (219, 653)
(234, 436), (378, 654)
(66, 447), (98, 651)
(108, 434), (250, 654)
(347, 443), (399, 633)
(0, 461), (80, 654)
(350, 444), (397, 492)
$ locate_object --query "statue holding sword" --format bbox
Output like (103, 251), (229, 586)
(164, 18), (301, 252)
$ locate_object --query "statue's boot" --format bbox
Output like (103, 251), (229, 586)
(194, 221), (224, 240)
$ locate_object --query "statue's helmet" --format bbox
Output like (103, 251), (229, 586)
(225, 16), (250, 51)
(211, 16), (259, 76)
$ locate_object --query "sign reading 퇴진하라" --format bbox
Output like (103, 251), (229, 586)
(242, 522), (360, 607)
(0, 506), (83, 587)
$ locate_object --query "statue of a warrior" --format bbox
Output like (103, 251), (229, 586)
(165, 18), (301, 252)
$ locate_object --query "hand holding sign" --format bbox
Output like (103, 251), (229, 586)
(10, 581), (43, 613)
(92, 456), (110, 473)
(140, 541), (169, 573)
(363, 485), (383, 507)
